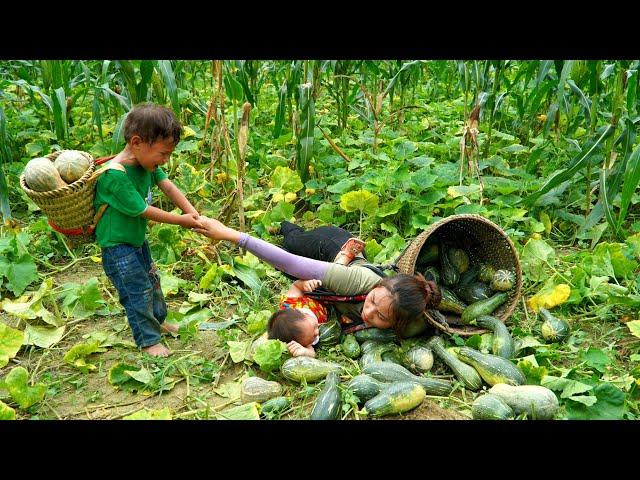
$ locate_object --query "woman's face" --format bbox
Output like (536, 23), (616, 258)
(361, 286), (394, 329)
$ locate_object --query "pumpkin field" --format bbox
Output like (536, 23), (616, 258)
(1, 60), (640, 420)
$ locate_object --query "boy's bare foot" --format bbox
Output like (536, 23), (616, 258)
(143, 343), (171, 357)
(160, 323), (179, 334)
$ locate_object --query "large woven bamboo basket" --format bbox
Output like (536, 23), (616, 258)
(20, 150), (98, 248)
(395, 214), (522, 336)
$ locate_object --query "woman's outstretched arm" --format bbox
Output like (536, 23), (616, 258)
(194, 217), (330, 280)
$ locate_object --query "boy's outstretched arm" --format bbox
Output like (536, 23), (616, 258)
(141, 206), (202, 229)
(157, 179), (198, 215)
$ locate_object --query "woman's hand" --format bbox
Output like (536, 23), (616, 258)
(193, 216), (240, 242)
(287, 341), (316, 357)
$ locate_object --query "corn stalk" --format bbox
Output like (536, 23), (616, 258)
(0, 105), (13, 223)
(295, 82), (315, 183)
(236, 102), (251, 233)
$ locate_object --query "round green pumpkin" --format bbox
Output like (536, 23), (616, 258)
(54, 150), (90, 184)
(491, 269), (515, 291)
(23, 157), (68, 192)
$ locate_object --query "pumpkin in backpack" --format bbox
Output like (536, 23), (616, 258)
(23, 157), (68, 192)
(54, 150), (90, 184)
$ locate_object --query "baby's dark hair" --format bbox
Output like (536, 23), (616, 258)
(267, 309), (308, 343)
(377, 273), (441, 338)
(124, 103), (182, 145)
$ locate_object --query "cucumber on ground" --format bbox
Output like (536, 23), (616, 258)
(471, 393), (515, 420)
(489, 383), (559, 420)
(281, 357), (342, 383)
(427, 336), (482, 391)
(346, 374), (389, 405)
(260, 396), (291, 419)
(310, 372), (342, 420)
(362, 361), (453, 396)
(363, 381), (426, 417)
(453, 347), (525, 386)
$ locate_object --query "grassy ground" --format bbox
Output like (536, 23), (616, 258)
(1, 259), (470, 420)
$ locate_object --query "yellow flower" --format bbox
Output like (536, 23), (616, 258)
(527, 284), (571, 312)
(305, 188), (316, 196)
(537, 114), (547, 122)
(215, 172), (229, 184)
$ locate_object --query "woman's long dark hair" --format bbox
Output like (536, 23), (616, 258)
(378, 273), (441, 337)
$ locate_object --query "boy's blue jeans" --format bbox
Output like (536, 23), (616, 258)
(101, 240), (167, 348)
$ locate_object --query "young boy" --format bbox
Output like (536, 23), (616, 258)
(95, 103), (202, 357)
(267, 278), (327, 357)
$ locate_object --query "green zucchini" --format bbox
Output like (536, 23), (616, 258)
(416, 242), (439, 266)
(453, 347), (525, 386)
(310, 372), (342, 420)
(318, 319), (342, 346)
(427, 336), (483, 391)
(539, 308), (570, 343)
(346, 374), (389, 405)
(260, 396), (291, 419)
(438, 287), (467, 315)
(447, 247), (470, 274)
(281, 357), (342, 383)
(461, 292), (509, 323)
(403, 346), (434, 374)
(363, 381), (426, 417)
(458, 265), (479, 288)
(362, 361), (453, 396)
(359, 343), (396, 369)
(478, 263), (497, 283)
(360, 340), (384, 354)
(456, 281), (493, 304)
(381, 348), (404, 365)
(489, 384), (559, 420)
(440, 244), (460, 287)
(474, 315), (514, 359)
(340, 334), (361, 358)
(354, 328), (396, 343)
(423, 266), (440, 283)
(471, 393), (515, 420)
(402, 315), (428, 338)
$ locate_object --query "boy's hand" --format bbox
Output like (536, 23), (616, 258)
(178, 213), (203, 229)
(287, 341), (316, 357)
(295, 279), (322, 293)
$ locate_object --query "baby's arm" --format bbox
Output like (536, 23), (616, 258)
(286, 279), (322, 298)
(158, 179), (198, 215)
(287, 341), (316, 358)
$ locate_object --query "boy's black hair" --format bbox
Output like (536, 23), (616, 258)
(124, 103), (182, 145)
(267, 309), (307, 343)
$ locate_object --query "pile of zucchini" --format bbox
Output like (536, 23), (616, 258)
(272, 323), (561, 420)
(418, 241), (516, 325)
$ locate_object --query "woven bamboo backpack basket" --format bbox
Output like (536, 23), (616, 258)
(19, 151), (114, 248)
(395, 214), (522, 336)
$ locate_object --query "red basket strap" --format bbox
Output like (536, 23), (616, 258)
(95, 155), (116, 165)
(48, 218), (96, 236)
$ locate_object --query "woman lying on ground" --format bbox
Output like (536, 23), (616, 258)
(194, 218), (441, 357)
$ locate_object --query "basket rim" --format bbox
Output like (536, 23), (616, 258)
(20, 150), (96, 199)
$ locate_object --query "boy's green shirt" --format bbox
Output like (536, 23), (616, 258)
(94, 164), (168, 248)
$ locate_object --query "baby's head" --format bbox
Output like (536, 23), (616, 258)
(267, 308), (320, 347)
